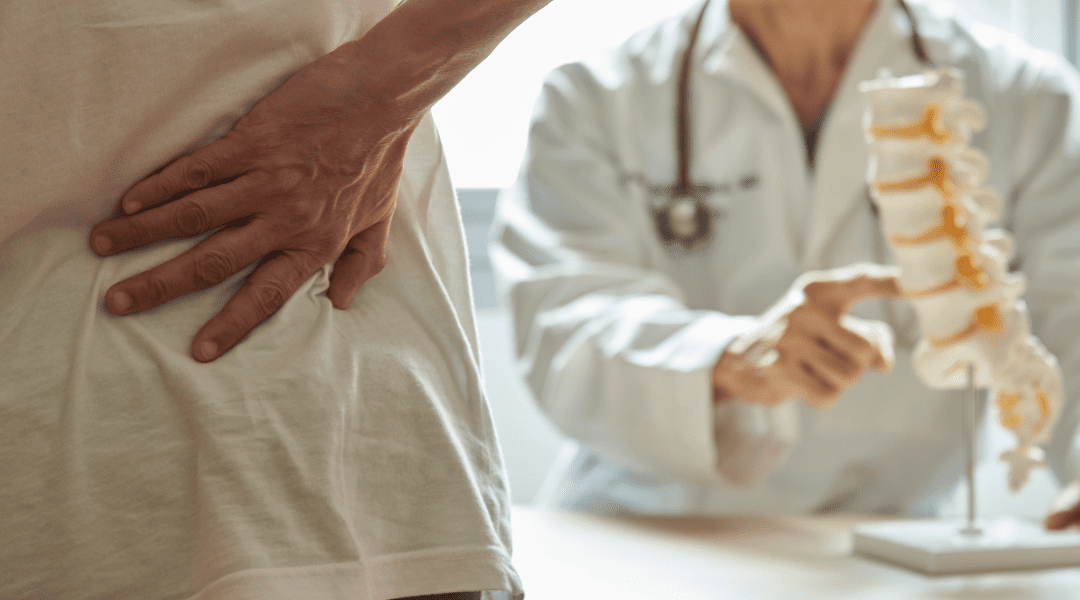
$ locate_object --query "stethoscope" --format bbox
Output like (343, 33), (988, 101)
(646, 0), (933, 252)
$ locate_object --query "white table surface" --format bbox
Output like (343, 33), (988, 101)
(509, 506), (1080, 599)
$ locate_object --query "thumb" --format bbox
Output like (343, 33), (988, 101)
(803, 262), (903, 316)
(327, 216), (392, 309)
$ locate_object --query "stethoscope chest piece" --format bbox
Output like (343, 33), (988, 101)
(652, 191), (714, 251)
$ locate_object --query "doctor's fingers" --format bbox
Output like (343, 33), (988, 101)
(1046, 503), (1080, 530)
(101, 216), (314, 316)
(787, 307), (891, 374)
(117, 133), (250, 215)
(737, 349), (837, 409)
(800, 264), (903, 318)
(769, 342), (843, 409)
(840, 315), (896, 373)
(90, 174), (263, 256)
(1046, 480), (1080, 530)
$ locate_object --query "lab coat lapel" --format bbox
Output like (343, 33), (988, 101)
(697, 0), (812, 259)
(804, 0), (927, 266)
(697, 0), (794, 126)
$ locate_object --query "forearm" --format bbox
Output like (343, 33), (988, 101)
(504, 263), (758, 479)
(343, 0), (553, 129)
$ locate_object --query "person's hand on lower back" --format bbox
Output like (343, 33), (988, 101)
(88, 0), (555, 363)
(90, 38), (418, 362)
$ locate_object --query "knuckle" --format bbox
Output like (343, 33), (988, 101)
(281, 202), (321, 232)
(802, 281), (826, 297)
(173, 202), (213, 237)
(830, 356), (857, 379)
(123, 216), (154, 247)
(139, 274), (171, 307)
(192, 251), (234, 286)
(251, 281), (290, 316)
(786, 305), (812, 326)
(246, 169), (273, 186)
(145, 178), (174, 205)
(181, 157), (215, 189)
(272, 167), (306, 192)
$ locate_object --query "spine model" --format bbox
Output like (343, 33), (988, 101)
(860, 69), (1064, 491)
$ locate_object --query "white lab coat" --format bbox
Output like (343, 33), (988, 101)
(491, 0), (1080, 515)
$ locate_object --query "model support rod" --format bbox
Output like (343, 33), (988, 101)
(962, 362), (982, 535)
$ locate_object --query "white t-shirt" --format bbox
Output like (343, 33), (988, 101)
(0, 2), (523, 599)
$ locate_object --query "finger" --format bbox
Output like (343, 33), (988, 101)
(102, 219), (279, 315)
(788, 310), (862, 380)
(841, 315), (896, 372)
(771, 349), (839, 408)
(734, 363), (793, 407)
(802, 263), (903, 317)
(90, 174), (264, 256)
(118, 134), (248, 215)
(806, 336), (861, 387)
(1045, 506), (1080, 530)
(190, 249), (322, 362)
(327, 215), (392, 309)
(793, 307), (892, 375)
(796, 361), (842, 408)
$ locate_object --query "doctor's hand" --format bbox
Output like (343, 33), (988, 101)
(89, 40), (421, 363)
(1046, 479), (1080, 530)
(712, 263), (903, 408)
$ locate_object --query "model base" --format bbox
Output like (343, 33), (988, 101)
(853, 518), (1080, 574)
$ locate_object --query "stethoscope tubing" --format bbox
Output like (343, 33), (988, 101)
(672, 0), (932, 196)
(646, 0), (933, 251)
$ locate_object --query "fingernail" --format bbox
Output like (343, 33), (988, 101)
(111, 290), (133, 314)
(197, 340), (219, 362)
(123, 199), (141, 214)
(91, 234), (113, 254)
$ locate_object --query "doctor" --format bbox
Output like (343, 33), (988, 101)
(491, 0), (1080, 525)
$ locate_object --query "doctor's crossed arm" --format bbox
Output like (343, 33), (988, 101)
(88, 0), (553, 362)
(712, 263), (903, 408)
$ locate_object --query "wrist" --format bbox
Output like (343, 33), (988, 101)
(712, 350), (740, 403)
(341, 0), (550, 127)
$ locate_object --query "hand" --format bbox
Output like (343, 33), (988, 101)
(712, 263), (903, 408)
(1046, 479), (1080, 530)
(89, 41), (420, 362)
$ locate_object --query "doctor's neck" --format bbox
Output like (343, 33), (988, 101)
(728, 0), (878, 126)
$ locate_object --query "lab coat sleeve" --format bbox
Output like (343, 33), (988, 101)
(998, 58), (1080, 485)
(489, 62), (770, 483)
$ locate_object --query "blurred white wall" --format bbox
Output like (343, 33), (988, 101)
(434, 0), (1068, 190)
(432, 0), (703, 189)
